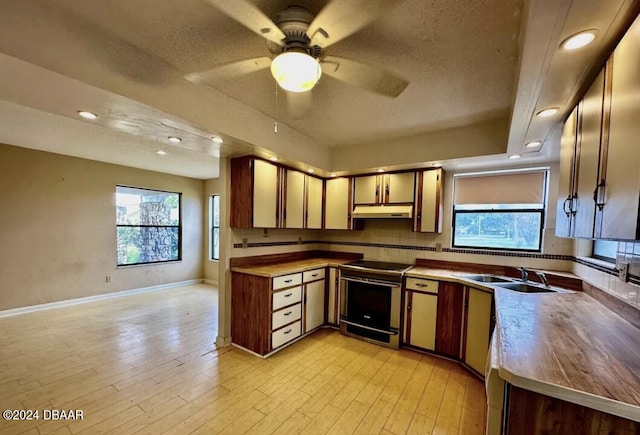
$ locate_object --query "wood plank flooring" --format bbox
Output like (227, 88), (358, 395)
(0, 284), (486, 434)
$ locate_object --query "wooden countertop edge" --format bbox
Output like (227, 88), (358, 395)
(231, 258), (352, 277)
(497, 365), (640, 422)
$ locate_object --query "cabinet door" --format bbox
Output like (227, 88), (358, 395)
(435, 281), (464, 359)
(325, 177), (350, 229)
(285, 169), (305, 229)
(327, 267), (340, 325)
(253, 159), (279, 228)
(305, 280), (325, 332)
(416, 169), (443, 233)
(599, 18), (640, 240)
(405, 291), (438, 350)
(573, 70), (605, 238)
(306, 176), (323, 229)
(386, 172), (415, 203)
(464, 288), (493, 374)
(556, 108), (579, 238)
(354, 175), (379, 204)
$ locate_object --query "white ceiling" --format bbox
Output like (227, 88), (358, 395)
(0, 0), (636, 178)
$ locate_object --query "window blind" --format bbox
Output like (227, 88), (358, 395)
(453, 171), (546, 205)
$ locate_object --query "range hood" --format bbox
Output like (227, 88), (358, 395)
(351, 205), (413, 219)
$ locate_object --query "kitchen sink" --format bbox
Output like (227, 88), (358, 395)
(459, 274), (513, 284)
(493, 282), (559, 293)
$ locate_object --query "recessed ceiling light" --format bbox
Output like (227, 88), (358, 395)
(168, 136), (182, 143)
(509, 154), (521, 160)
(307, 168), (314, 173)
(525, 141), (542, 149)
(432, 162), (442, 168)
(377, 168), (385, 173)
(330, 173), (337, 177)
(536, 107), (559, 118)
(77, 111), (98, 120)
(156, 150), (167, 156)
(269, 156), (278, 162)
(211, 136), (224, 143)
(561, 30), (597, 50)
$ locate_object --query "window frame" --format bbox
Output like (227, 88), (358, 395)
(451, 169), (548, 253)
(116, 185), (182, 267)
(591, 240), (617, 263)
(210, 195), (220, 261)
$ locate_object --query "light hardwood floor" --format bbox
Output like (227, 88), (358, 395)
(0, 284), (486, 434)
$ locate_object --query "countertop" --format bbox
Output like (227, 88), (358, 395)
(234, 260), (640, 420)
(230, 257), (353, 277)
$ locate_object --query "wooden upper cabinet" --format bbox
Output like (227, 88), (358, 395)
(354, 173), (416, 205)
(231, 156), (280, 229)
(325, 177), (352, 230)
(306, 175), (323, 229)
(556, 107), (578, 238)
(598, 15), (640, 240)
(414, 168), (443, 233)
(284, 169), (305, 229)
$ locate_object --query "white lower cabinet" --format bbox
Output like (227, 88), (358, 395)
(404, 278), (439, 351)
(304, 277), (325, 333)
(464, 287), (493, 374)
(272, 303), (302, 330)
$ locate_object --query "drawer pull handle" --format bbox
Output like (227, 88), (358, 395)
(311, 273), (318, 277)
(284, 293), (293, 297)
(284, 279), (293, 283)
(416, 283), (428, 287)
(284, 329), (292, 335)
(283, 311), (292, 316)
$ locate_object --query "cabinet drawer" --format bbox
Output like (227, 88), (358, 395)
(272, 320), (301, 349)
(272, 303), (302, 330)
(273, 273), (302, 290)
(406, 277), (439, 294)
(272, 286), (302, 310)
(303, 268), (325, 283)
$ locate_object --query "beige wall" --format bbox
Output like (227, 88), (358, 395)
(0, 143), (204, 311)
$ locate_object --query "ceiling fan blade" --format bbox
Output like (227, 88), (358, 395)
(321, 56), (408, 97)
(286, 91), (313, 120)
(184, 57), (272, 84)
(307, 0), (405, 48)
(205, 0), (286, 47)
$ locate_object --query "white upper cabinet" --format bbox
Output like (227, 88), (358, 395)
(325, 177), (351, 230)
(285, 169), (305, 229)
(354, 173), (416, 205)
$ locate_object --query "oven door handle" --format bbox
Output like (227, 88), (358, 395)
(341, 276), (399, 287)
(339, 318), (399, 336)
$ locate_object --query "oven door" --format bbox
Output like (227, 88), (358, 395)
(339, 275), (401, 348)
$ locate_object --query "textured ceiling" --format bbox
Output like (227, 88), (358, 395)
(0, 0), (636, 177)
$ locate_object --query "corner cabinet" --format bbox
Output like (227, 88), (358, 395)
(462, 286), (494, 374)
(435, 281), (464, 359)
(230, 156), (324, 229)
(303, 269), (325, 333)
(556, 15), (640, 240)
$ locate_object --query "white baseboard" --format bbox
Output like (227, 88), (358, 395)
(0, 279), (203, 319)
(216, 336), (232, 347)
(203, 279), (219, 287)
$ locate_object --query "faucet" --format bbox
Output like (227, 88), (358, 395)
(535, 271), (550, 287)
(518, 266), (528, 282)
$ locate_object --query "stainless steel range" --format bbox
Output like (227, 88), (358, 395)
(339, 260), (413, 349)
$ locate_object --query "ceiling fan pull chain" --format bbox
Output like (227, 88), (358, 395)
(274, 80), (279, 134)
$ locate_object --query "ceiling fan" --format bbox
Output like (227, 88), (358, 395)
(185, 0), (409, 99)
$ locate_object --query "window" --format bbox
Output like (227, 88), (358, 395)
(116, 186), (181, 266)
(592, 240), (617, 263)
(452, 170), (547, 252)
(211, 195), (220, 261)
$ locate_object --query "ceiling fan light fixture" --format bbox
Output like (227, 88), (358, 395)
(270, 51), (322, 93)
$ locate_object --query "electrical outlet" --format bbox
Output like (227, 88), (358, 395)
(618, 262), (629, 282)
(435, 242), (443, 253)
(242, 238), (248, 248)
(105, 275), (111, 284)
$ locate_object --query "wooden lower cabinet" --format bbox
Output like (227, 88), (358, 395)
(463, 287), (494, 374)
(327, 267), (340, 326)
(435, 281), (464, 359)
(505, 385), (640, 434)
